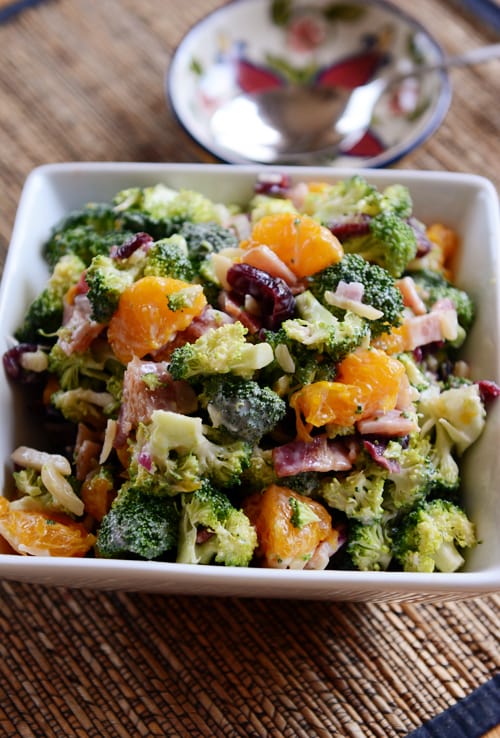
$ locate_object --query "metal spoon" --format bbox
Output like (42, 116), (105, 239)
(209, 43), (500, 164)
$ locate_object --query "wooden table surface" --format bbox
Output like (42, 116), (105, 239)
(0, 2), (499, 737)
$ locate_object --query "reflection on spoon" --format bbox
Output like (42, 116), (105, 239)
(210, 43), (500, 164)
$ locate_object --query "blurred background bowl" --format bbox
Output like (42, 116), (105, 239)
(167, 0), (452, 168)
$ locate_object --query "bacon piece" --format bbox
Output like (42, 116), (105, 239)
(152, 306), (234, 359)
(357, 409), (418, 436)
(272, 435), (353, 477)
(363, 439), (401, 472)
(334, 280), (365, 302)
(325, 282), (383, 320)
(397, 276), (427, 315)
(218, 291), (262, 334)
(402, 300), (458, 350)
(74, 424), (103, 481)
(241, 244), (298, 286)
(304, 525), (347, 570)
(288, 182), (309, 210)
(396, 372), (416, 410)
(59, 294), (105, 355)
(114, 357), (198, 447)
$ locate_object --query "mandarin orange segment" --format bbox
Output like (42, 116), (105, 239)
(372, 324), (412, 354)
(426, 222), (459, 278)
(427, 223), (459, 262)
(244, 212), (343, 278)
(81, 473), (116, 522)
(108, 276), (207, 364)
(0, 497), (96, 557)
(290, 381), (363, 438)
(243, 484), (335, 568)
(306, 181), (330, 193)
(336, 347), (405, 418)
(290, 348), (406, 435)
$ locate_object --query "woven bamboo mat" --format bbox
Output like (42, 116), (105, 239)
(0, 1), (499, 736)
(0, 583), (499, 737)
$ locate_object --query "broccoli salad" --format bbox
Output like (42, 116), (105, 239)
(2, 173), (499, 572)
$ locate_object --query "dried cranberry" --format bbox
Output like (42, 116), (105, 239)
(254, 173), (291, 198)
(226, 263), (295, 330)
(477, 379), (500, 403)
(328, 214), (372, 241)
(407, 217), (432, 256)
(3, 344), (46, 384)
(112, 232), (153, 260)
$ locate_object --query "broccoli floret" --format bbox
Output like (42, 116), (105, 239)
(48, 227), (137, 270)
(408, 269), (475, 331)
(261, 327), (338, 389)
(240, 447), (278, 492)
(146, 186), (223, 222)
(384, 435), (436, 512)
(341, 211), (418, 278)
(319, 463), (387, 525)
(113, 184), (229, 232)
(113, 186), (182, 237)
(201, 375), (286, 444)
(49, 330), (124, 420)
(397, 351), (432, 392)
(50, 202), (118, 233)
(15, 296), (58, 346)
(280, 471), (323, 497)
(302, 175), (383, 220)
(282, 290), (369, 364)
(166, 285), (205, 313)
(417, 384), (486, 493)
(179, 221), (239, 271)
(289, 495), (321, 529)
(143, 234), (195, 282)
(302, 175), (413, 221)
(347, 519), (393, 571)
(85, 254), (137, 323)
(96, 482), (180, 560)
(43, 204), (122, 268)
(177, 479), (257, 566)
(309, 253), (404, 337)
(168, 322), (274, 381)
(196, 254), (225, 305)
(248, 193), (297, 223)
(51, 387), (118, 427)
(130, 435), (202, 496)
(145, 409), (252, 489)
(48, 342), (124, 396)
(118, 212), (185, 241)
(15, 253), (86, 343)
(393, 499), (477, 572)
(378, 184), (413, 219)
(13, 467), (56, 511)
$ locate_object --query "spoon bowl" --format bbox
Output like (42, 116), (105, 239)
(209, 43), (500, 164)
(168, 0), (457, 168)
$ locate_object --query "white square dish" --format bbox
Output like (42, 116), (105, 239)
(0, 162), (499, 601)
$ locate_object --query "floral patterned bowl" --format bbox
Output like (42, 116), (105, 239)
(167, 0), (452, 167)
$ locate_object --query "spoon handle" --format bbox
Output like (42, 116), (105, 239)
(391, 42), (500, 86)
(444, 42), (500, 68)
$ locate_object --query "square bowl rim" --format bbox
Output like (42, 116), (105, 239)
(1, 161), (499, 600)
